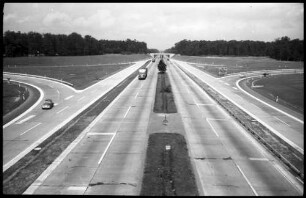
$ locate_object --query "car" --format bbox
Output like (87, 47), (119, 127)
(42, 99), (54, 109)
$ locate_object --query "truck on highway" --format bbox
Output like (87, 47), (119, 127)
(138, 68), (148, 80)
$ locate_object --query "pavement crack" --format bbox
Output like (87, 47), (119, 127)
(89, 182), (137, 187)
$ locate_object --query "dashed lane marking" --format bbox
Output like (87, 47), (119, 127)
(64, 95), (74, 100)
(20, 123), (41, 136)
(16, 115), (36, 124)
(56, 106), (69, 114)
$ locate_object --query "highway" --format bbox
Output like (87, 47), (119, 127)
(173, 60), (304, 155)
(3, 55), (303, 195)
(167, 60), (302, 195)
(3, 60), (149, 172)
(24, 59), (158, 195)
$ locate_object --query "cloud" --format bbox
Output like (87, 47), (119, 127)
(4, 13), (17, 22)
(43, 12), (72, 27)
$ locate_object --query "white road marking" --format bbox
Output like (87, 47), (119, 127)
(292, 153), (302, 161)
(54, 103), (58, 106)
(249, 158), (269, 161)
(197, 103), (215, 106)
(87, 132), (116, 136)
(77, 96), (85, 102)
(273, 116), (290, 126)
(67, 186), (87, 191)
(124, 106), (132, 118)
(98, 133), (116, 164)
(135, 92), (139, 98)
(64, 95), (74, 100)
(224, 82), (230, 86)
(236, 77), (303, 124)
(206, 118), (219, 137)
(232, 87), (238, 90)
(3, 80), (44, 129)
(16, 115), (36, 124)
(20, 123), (41, 136)
(56, 106), (69, 114)
(236, 165), (258, 196)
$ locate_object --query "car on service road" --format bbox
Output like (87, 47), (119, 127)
(42, 99), (54, 109)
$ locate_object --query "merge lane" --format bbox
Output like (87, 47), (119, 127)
(168, 61), (302, 196)
(27, 61), (158, 195)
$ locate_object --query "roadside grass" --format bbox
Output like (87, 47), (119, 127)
(173, 55), (304, 77)
(3, 81), (29, 116)
(140, 133), (198, 196)
(3, 54), (151, 90)
(246, 74), (304, 113)
(153, 72), (177, 113)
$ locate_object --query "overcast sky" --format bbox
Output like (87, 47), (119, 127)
(3, 3), (304, 50)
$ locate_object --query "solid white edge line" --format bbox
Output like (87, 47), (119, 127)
(3, 80), (44, 129)
(236, 164), (259, 196)
(236, 77), (303, 124)
(20, 123), (41, 136)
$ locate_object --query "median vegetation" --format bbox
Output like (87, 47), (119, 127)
(140, 133), (198, 196)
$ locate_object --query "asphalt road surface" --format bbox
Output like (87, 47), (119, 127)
(173, 60), (304, 155)
(24, 60), (158, 195)
(3, 60), (149, 172)
(167, 60), (302, 195)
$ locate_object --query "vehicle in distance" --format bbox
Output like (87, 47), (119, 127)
(42, 99), (54, 109)
(138, 68), (148, 80)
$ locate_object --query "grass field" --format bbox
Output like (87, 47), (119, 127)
(3, 54), (151, 90)
(173, 55), (304, 77)
(3, 81), (29, 116)
(248, 74), (304, 113)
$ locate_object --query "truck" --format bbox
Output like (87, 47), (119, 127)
(138, 68), (148, 80)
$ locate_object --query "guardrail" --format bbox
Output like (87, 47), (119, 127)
(3, 72), (74, 87)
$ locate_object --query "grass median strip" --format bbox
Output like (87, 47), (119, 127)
(3, 60), (151, 194)
(140, 133), (198, 196)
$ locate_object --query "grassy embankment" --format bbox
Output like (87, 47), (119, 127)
(247, 74), (304, 113)
(3, 81), (29, 116)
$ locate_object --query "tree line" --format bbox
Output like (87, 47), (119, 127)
(165, 36), (304, 61)
(3, 31), (154, 57)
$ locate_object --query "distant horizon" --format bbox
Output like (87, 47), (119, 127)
(3, 3), (303, 51)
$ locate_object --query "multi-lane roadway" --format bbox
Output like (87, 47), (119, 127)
(3, 55), (303, 195)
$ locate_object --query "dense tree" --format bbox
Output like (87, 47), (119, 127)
(165, 37), (303, 61)
(3, 31), (148, 57)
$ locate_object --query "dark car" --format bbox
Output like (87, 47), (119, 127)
(42, 99), (54, 109)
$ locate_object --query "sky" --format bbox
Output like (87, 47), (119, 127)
(3, 3), (304, 51)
